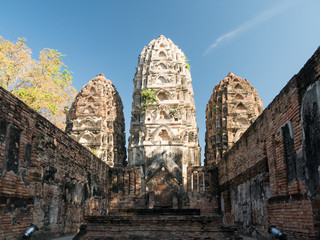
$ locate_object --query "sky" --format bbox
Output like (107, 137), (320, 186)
(1, 0), (320, 163)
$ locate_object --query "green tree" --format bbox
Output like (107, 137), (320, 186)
(0, 36), (76, 130)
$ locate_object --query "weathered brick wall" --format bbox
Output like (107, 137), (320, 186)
(109, 166), (146, 212)
(218, 47), (320, 239)
(0, 87), (110, 239)
(185, 166), (219, 216)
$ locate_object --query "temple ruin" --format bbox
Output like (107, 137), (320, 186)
(0, 36), (320, 239)
(66, 73), (126, 167)
(205, 72), (263, 165)
(128, 35), (201, 198)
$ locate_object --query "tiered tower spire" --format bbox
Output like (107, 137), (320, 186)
(128, 35), (200, 197)
(66, 74), (126, 167)
(205, 72), (263, 165)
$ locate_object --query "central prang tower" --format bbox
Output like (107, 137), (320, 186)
(128, 35), (201, 197)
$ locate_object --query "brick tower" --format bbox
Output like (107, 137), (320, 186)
(205, 72), (263, 165)
(66, 74), (126, 167)
(128, 35), (201, 202)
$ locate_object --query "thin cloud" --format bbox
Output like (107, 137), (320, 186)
(203, 1), (299, 56)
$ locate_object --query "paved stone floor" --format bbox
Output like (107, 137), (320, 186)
(52, 235), (74, 240)
(240, 235), (258, 240)
(51, 234), (257, 240)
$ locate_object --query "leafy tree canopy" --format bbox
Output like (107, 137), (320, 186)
(0, 36), (76, 129)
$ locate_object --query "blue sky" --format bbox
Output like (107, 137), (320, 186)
(1, 0), (320, 162)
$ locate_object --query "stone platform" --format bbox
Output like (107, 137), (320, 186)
(76, 209), (242, 240)
(115, 207), (201, 216)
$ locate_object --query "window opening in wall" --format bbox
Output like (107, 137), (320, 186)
(79, 134), (92, 144)
(0, 119), (8, 146)
(85, 106), (94, 114)
(158, 92), (168, 101)
(234, 93), (244, 100)
(158, 77), (166, 83)
(236, 103), (246, 111)
(280, 121), (297, 183)
(159, 51), (166, 58)
(236, 117), (249, 126)
(3, 124), (21, 174)
(234, 83), (243, 90)
(90, 87), (96, 94)
(216, 118), (221, 127)
(159, 63), (167, 69)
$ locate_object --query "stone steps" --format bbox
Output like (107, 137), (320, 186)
(114, 207), (201, 216)
(77, 214), (242, 240)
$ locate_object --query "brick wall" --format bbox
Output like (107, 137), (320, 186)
(109, 166), (146, 212)
(217, 47), (320, 239)
(0, 87), (110, 239)
(185, 166), (219, 215)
